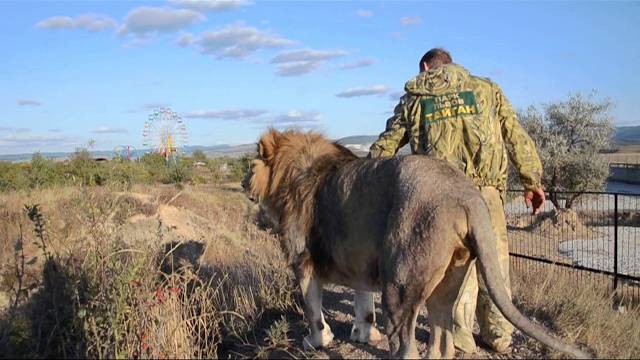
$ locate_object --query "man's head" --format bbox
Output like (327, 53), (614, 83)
(419, 48), (452, 72)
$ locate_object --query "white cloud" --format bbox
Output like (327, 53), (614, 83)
(356, 9), (373, 17)
(270, 48), (347, 76)
(118, 7), (204, 35)
(336, 85), (389, 98)
(400, 16), (422, 26)
(188, 23), (294, 58)
(338, 58), (375, 70)
(270, 48), (347, 63)
(17, 99), (42, 107)
(0, 127), (30, 133)
(176, 33), (195, 47)
(274, 61), (321, 77)
(168, 0), (253, 12)
(268, 110), (322, 128)
(0, 133), (75, 149)
(184, 109), (269, 120)
(36, 13), (117, 32)
(93, 126), (129, 134)
(126, 102), (171, 114)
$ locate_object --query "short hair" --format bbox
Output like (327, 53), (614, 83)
(419, 48), (452, 70)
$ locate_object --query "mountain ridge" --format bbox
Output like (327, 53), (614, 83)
(2, 126), (639, 162)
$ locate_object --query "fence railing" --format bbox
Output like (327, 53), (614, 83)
(610, 162), (640, 169)
(505, 190), (640, 300)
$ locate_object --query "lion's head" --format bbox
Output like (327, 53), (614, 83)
(241, 128), (278, 203)
(242, 129), (358, 232)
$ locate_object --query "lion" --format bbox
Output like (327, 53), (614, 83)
(242, 129), (590, 359)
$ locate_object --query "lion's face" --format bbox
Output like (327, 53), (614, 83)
(242, 158), (270, 202)
(242, 129), (279, 203)
(242, 130), (283, 229)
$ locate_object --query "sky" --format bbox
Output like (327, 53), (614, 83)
(1, 0), (639, 155)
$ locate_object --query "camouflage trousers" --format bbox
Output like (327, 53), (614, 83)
(452, 186), (514, 352)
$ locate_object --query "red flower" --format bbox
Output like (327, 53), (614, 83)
(155, 287), (165, 302)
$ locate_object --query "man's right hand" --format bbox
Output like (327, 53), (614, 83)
(524, 187), (545, 215)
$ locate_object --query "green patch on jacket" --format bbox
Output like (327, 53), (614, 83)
(421, 91), (479, 124)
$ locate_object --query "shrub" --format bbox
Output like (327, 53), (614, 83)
(28, 153), (60, 189)
(163, 160), (192, 187)
(0, 162), (29, 192)
(107, 158), (149, 190)
(139, 153), (168, 183)
(191, 150), (207, 162)
(67, 149), (106, 186)
(515, 93), (614, 209)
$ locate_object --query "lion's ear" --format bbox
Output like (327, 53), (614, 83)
(258, 128), (280, 160)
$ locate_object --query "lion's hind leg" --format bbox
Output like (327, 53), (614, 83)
(426, 248), (475, 359)
(350, 291), (383, 345)
(382, 262), (451, 359)
(298, 274), (334, 351)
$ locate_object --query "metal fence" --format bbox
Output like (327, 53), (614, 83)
(505, 190), (640, 300)
(609, 163), (640, 185)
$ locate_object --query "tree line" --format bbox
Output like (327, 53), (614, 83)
(0, 149), (253, 192)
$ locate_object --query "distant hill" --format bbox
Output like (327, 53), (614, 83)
(614, 126), (640, 145)
(0, 144), (257, 163)
(4, 126), (635, 163)
(336, 135), (411, 156)
(336, 135), (379, 145)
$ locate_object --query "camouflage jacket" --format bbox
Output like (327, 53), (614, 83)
(369, 64), (542, 191)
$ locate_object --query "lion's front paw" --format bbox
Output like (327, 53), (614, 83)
(303, 327), (334, 351)
(350, 323), (382, 344)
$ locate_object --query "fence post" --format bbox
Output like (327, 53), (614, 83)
(613, 193), (619, 291)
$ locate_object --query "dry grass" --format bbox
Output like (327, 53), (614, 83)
(511, 260), (640, 359)
(600, 147), (640, 164)
(0, 183), (304, 359)
(0, 183), (638, 359)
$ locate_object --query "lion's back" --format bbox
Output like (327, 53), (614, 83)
(315, 154), (479, 242)
(311, 154), (479, 286)
(393, 155), (480, 201)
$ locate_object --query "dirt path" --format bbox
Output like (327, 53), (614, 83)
(303, 285), (540, 359)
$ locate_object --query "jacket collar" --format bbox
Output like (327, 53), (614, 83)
(404, 63), (471, 95)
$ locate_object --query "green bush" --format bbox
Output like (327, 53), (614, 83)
(204, 155), (254, 183)
(29, 153), (61, 189)
(191, 150), (207, 162)
(228, 154), (253, 182)
(108, 158), (149, 190)
(67, 149), (107, 186)
(0, 151), (256, 193)
(0, 161), (29, 192)
(163, 159), (192, 187)
(139, 153), (167, 182)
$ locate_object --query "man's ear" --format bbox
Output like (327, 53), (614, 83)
(420, 61), (429, 73)
(258, 128), (280, 161)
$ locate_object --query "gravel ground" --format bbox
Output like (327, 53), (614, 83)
(558, 226), (640, 276)
(307, 285), (545, 359)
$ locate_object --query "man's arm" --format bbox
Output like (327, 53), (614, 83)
(368, 96), (410, 158)
(496, 85), (543, 190)
(496, 85), (545, 214)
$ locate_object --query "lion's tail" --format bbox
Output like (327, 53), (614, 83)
(465, 197), (591, 359)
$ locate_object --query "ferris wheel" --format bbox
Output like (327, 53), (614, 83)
(142, 108), (188, 161)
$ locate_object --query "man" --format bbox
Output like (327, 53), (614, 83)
(368, 48), (545, 354)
